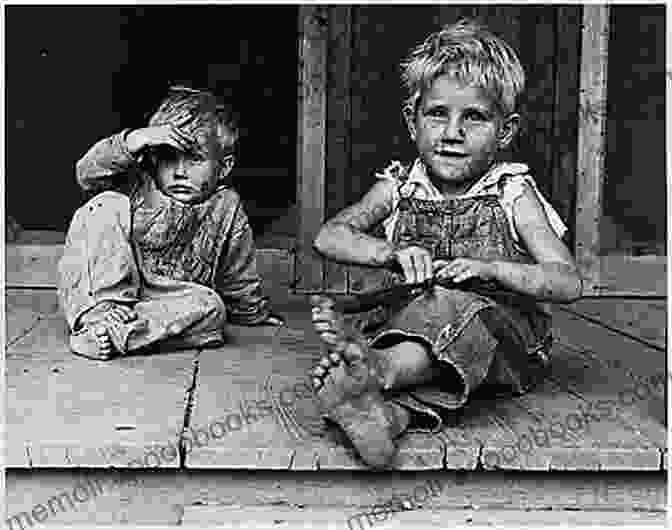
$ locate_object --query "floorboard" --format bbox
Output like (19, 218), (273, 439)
(564, 299), (666, 350)
(6, 297), (198, 467)
(5, 290), (667, 471)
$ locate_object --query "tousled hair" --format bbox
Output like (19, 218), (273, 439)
(401, 19), (525, 116)
(148, 86), (239, 157)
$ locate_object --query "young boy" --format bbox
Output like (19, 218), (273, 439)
(59, 86), (283, 360)
(309, 20), (583, 469)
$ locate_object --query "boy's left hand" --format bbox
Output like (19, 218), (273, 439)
(434, 258), (497, 283)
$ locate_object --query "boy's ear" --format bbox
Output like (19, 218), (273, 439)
(403, 107), (417, 141)
(497, 113), (520, 149)
(220, 154), (236, 177)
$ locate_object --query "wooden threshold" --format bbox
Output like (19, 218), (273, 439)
(6, 468), (667, 527)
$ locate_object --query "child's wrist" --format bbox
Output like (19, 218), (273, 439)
(123, 129), (146, 155)
(380, 244), (400, 268)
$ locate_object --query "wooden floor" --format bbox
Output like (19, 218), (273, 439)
(5, 286), (667, 472)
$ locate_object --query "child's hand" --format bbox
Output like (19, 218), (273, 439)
(392, 246), (434, 284)
(433, 258), (497, 283)
(125, 110), (197, 154)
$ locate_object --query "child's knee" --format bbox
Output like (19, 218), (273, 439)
(78, 191), (131, 225)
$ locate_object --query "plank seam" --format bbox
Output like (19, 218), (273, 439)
(6, 314), (44, 349)
(179, 353), (201, 468)
(558, 307), (666, 352)
(544, 376), (665, 452)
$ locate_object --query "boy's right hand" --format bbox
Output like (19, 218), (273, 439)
(125, 110), (197, 154)
(392, 245), (434, 284)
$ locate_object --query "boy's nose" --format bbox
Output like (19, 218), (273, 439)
(441, 118), (465, 141)
(174, 159), (189, 178)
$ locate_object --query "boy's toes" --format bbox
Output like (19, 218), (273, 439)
(111, 305), (137, 323)
(313, 365), (328, 378)
(328, 352), (342, 365)
(318, 357), (333, 370)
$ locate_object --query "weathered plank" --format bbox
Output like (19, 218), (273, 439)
(6, 239), (292, 292)
(6, 469), (184, 525)
(551, 6), (582, 242)
(6, 288), (60, 315)
(564, 299), (666, 350)
(325, 5), (352, 220)
(6, 292), (197, 467)
(7, 467), (666, 526)
(574, 5), (610, 293)
(323, 261), (348, 294)
(183, 505), (665, 528)
(6, 242), (63, 288)
(186, 295), (445, 470)
(294, 5), (328, 292)
(596, 255), (667, 297)
(176, 470), (667, 512)
(440, 303), (667, 471)
(549, 308), (667, 443)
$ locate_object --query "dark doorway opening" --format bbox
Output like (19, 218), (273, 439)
(6, 5), (299, 242)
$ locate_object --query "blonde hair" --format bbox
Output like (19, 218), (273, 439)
(401, 19), (525, 116)
(148, 86), (239, 157)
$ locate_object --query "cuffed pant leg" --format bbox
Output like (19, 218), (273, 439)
(127, 277), (227, 351)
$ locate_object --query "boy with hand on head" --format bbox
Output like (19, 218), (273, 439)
(59, 86), (283, 360)
(309, 20), (583, 469)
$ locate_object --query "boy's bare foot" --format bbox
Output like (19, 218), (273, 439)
(71, 301), (146, 360)
(310, 295), (409, 469)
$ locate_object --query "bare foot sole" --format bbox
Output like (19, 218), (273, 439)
(310, 295), (407, 469)
(71, 302), (146, 360)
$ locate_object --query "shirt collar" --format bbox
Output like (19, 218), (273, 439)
(405, 159), (530, 198)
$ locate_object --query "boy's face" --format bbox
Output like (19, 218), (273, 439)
(154, 132), (234, 204)
(406, 74), (518, 192)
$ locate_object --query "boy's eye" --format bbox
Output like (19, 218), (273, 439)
(464, 110), (488, 122)
(426, 108), (447, 118)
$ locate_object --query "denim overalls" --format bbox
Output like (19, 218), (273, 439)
(357, 166), (554, 432)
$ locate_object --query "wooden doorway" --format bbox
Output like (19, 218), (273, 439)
(575, 5), (667, 296)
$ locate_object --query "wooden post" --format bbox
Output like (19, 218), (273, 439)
(323, 6), (352, 294)
(294, 6), (328, 292)
(551, 6), (582, 245)
(574, 5), (610, 294)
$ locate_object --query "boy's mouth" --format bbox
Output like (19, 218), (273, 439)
(435, 150), (468, 158)
(167, 185), (198, 193)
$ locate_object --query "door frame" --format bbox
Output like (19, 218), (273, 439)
(575, 5), (667, 297)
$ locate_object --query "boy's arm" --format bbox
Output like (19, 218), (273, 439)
(75, 130), (141, 192)
(437, 182), (583, 302)
(314, 179), (438, 283)
(214, 202), (277, 326)
(76, 114), (196, 192)
(314, 179), (398, 266)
